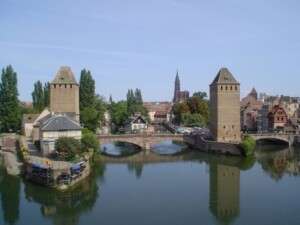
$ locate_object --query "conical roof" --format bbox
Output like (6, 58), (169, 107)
(211, 68), (239, 85)
(250, 87), (257, 95)
(52, 66), (78, 84)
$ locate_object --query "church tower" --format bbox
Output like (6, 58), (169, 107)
(173, 70), (180, 103)
(50, 66), (80, 121)
(210, 68), (241, 143)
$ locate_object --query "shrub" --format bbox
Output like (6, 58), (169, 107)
(81, 129), (100, 153)
(241, 135), (256, 157)
(55, 137), (81, 161)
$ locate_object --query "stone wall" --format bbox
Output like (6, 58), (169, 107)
(50, 84), (80, 120)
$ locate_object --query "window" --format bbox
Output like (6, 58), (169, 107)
(70, 84), (72, 88)
(221, 86), (223, 90)
(225, 86), (228, 90)
(235, 86), (238, 90)
(230, 86), (233, 90)
(53, 84), (56, 88)
(65, 84), (67, 88)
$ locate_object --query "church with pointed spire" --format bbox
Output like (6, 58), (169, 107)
(173, 70), (189, 103)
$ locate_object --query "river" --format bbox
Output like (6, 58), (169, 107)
(1, 142), (300, 225)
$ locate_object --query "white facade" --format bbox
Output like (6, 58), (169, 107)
(40, 130), (82, 156)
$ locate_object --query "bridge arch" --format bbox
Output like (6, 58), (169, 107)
(98, 134), (184, 151)
(248, 134), (293, 146)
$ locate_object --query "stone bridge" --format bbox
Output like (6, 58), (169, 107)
(247, 133), (297, 146)
(98, 134), (184, 150)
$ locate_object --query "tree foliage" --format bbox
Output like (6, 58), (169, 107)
(0, 65), (21, 132)
(172, 92), (209, 127)
(126, 88), (148, 117)
(81, 129), (100, 152)
(110, 101), (129, 130)
(55, 137), (81, 161)
(79, 69), (95, 110)
(79, 69), (106, 132)
(32, 80), (50, 112)
(241, 135), (256, 157)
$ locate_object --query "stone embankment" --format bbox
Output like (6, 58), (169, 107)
(184, 133), (242, 156)
(0, 134), (22, 175)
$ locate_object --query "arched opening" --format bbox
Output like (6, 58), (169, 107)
(100, 141), (142, 157)
(256, 138), (289, 148)
(151, 140), (187, 155)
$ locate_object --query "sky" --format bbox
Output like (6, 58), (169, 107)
(1, 0), (300, 102)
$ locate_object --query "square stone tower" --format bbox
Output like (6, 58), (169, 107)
(210, 68), (241, 143)
(50, 66), (80, 121)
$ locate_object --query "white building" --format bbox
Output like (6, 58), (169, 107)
(124, 114), (148, 133)
(39, 115), (82, 156)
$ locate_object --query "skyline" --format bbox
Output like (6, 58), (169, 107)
(1, 0), (300, 101)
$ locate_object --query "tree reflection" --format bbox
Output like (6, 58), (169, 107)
(24, 164), (105, 225)
(127, 162), (143, 179)
(0, 170), (21, 225)
(256, 147), (300, 181)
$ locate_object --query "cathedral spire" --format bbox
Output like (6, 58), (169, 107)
(173, 70), (181, 102)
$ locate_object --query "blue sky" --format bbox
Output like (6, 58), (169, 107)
(1, 0), (300, 102)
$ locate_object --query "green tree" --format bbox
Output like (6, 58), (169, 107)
(110, 101), (128, 131)
(79, 69), (95, 110)
(32, 81), (50, 112)
(43, 82), (50, 107)
(32, 81), (44, 112)
(0, 65), (21, 132)
(81, 129), (100, 152)
(241, 135), (256, 157)
(55, 137), (81, 161)
(193, 91), (208, 99)
(181, 113), (206, 127)
(81, 107), (100, 132)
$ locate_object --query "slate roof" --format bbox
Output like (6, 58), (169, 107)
(211, 67), (239, 85)
(52, 66), (78, 84)
(41, 115), (81, 132)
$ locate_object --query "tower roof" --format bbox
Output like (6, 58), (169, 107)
(250, 88), (257, 95)
(211, 68), (239, 85)
(52, 66), (78, 84)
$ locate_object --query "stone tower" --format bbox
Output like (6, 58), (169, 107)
(210, 68), (241, 143)
(173, 70), (180, 103)
(50, 66), (80, 121)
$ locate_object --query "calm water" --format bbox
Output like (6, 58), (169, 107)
(1, 142), (300, 225)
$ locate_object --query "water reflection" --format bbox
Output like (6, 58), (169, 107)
(151, 140), (187, 155)
(23, 164), (105, 225)
(100, 142), (141, 156)
(256, 146), (300, 180)
(209, 164), (240, 225)
(1, 145), (300, 225)
(0, 169), (21, 225)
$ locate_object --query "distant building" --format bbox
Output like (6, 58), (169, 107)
(143, 102), (172, 123)
(241, 88), (263, 131)
(173, 71), (190, 103)
(268, 105), (288, 130)
(124, 114), (148, 133)
(257, 104), (270, 132)
(50, 66), (80, 121)
(210, 68), (241, 143)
